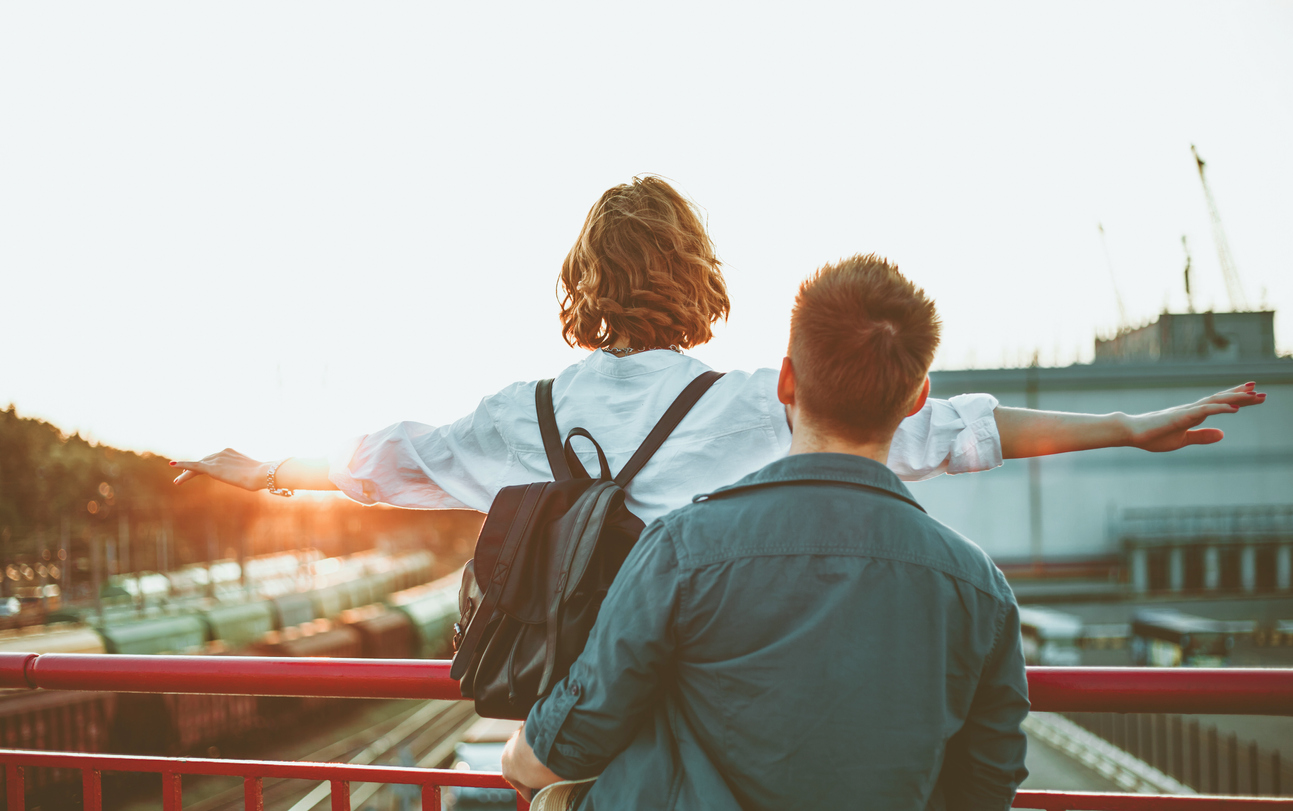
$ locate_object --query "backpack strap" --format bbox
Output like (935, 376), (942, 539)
(613, 371), (725, 488)
(535, 379), (573, 481)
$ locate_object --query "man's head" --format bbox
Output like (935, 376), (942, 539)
(559, 176), (730, 350)
(781, 254), (941, 446)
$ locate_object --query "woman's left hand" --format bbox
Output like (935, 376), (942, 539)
(171, 448), (269, 490)
(1124, 382), (1266, 452)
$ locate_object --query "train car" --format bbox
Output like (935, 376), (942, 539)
(0, 624), (106, 656)
(1017, 606), (1083, 666)
(1131, 609), (1234, 667)
(253, 621), (365, 718)
(344, 576), (377, 610)
(98, 615), (258, 754)
(201, 601), (275, 652)
(97, 615), (206, 655)
(342, 606), (415, 660)
(405, 550), (435, 587)
(387, 577), (460, 660)
(270, 592), (317, 630)
(0, 625), (116, 790)
(310, 584), (353, 620)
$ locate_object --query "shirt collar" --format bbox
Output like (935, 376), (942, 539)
(697, 452), (924, 512)
(584, 348), (696, 379)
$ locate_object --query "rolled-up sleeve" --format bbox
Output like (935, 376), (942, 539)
(887, 393), (1002, 482)
(327, 394), (516, 512)
(526, 523), (682, 779)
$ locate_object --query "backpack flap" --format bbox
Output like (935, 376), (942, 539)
(449, 481), (547, 681)
(471, 485), (538, 587)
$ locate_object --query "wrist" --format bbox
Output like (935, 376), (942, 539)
(255, 462), (272, 490)
(1110, 412), (1136, 447)
(265, 459), (295, 497)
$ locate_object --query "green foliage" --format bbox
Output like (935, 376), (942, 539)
(0, 405), (482, 583)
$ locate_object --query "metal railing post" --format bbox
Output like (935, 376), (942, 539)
(1156, 714), (1168, 773)
(6, 764), (24, 811)
(245, 776), (264, 811)
(83, 768), (102, 811)
(1230, 733), (1240, 794)
(1172, 715), (1184, 781)
(1251, 741), (1261, 796)
(422, 784), (441, 811)
(1191, 720), (1201, 789)
(1210, 727), (1220, 793)
(331, 780), (350, 811)
(163, 772), (182, 811)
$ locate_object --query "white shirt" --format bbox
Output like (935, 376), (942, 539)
(328, 350), (1002, 525)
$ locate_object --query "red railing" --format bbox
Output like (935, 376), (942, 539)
(0, 653), (1290, 810)
(1, 751), (507, 811)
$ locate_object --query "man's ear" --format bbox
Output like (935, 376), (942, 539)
(906, 377), (930, 417)
(777, 357), (796, 406)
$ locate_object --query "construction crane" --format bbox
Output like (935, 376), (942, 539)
(1181, 235), (1195, 313)
(1190, 144), (1249, 311)
(1097, 222), (1130, 328)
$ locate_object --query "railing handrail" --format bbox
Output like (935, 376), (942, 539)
(0, 653), (1291, 714)
(2, 750), (1292, 809)
(0, 749), (509, 787)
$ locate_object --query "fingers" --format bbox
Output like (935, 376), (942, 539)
(172, 469), (205, 485)
(1199, 388), (1266, 408)
(170, 460), (208, 486)
(1208, 390), (1263, 404)
(1183, 428), (1224, 446)
(1195, 402), (1242, 418)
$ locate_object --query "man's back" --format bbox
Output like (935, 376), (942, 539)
(524, 453), (1029, 810)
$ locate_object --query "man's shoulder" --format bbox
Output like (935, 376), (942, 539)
(658, 476), (1012, 602)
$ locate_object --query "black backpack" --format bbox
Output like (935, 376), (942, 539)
(449, 371), (723, 720)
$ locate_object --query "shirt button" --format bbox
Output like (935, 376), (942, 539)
(569, 683), (581, 698)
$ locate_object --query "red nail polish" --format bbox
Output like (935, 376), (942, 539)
(170, 461), (177, 466)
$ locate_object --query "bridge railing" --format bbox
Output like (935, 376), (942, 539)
(0, 653), (1291, 810)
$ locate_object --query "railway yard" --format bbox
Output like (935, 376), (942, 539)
(1, 551), (1291, 807)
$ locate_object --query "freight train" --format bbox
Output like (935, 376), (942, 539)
(0, 550), (463, 786)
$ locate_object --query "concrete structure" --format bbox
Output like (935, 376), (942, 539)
(915, 311), (1293, 593)
(1095, 311), (1277, 364)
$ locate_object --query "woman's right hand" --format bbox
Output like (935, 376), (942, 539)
(171, 449), (269, 491)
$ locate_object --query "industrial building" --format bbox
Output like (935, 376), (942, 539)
(917, 310), (1293, 595)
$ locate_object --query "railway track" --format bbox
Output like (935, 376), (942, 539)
(123, 699), (478, 811)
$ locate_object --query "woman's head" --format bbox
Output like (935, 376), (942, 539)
(559, 176), (730, 350)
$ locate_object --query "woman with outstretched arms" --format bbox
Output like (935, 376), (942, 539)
(172, 177), (1265, 520)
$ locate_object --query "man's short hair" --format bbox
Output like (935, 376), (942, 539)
(789, 254), (942, 443)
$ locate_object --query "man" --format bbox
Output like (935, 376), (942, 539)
(503, 254), (1030, 809)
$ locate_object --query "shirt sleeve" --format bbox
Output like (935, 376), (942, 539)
(887, 393), (1002, 482)
(327, 390), (519, 512)
(940, 595), (1030, 810)
(524, 522), (682, 780)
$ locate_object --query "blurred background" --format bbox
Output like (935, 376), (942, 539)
(1, 1), (1291, 807)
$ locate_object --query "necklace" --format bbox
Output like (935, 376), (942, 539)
(601, 345), (683, 357)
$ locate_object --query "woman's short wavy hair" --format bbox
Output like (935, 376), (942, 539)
(559, 176), (730, 350)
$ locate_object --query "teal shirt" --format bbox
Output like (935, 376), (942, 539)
(526, 453), (1029, 810)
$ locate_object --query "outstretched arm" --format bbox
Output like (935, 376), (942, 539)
(996, 382), (1265, 459)
(171, 452), (337, 491)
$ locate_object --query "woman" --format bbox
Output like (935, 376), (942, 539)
(173, 176), (1264, 520)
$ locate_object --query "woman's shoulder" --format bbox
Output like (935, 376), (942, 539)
(475, 353), (782, 423)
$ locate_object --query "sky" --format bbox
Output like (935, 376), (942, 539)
(2, 1), (1291, 463)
